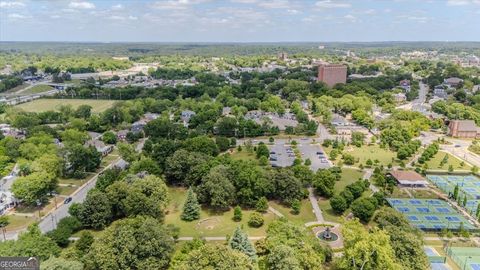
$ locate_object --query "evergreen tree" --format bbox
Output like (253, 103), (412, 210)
(181, 188), (201, 221)
(453, 184), (459, 200)
(476, 203), (480, 218)
(255, 197), (268, 213)
(228, 227), (257, 262)
(462, 194), (467, 207)
(233, 206), (242, 222)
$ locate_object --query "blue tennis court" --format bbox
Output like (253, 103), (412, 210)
(427, 174), (480, 213)
(387, 198), (476, 231)
(431, 263), (450, 270)
(471, 264), (480, 270)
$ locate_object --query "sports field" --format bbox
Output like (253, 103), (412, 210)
(16, 99), (116, 113)
(427, 174), (480, 213)
(447, 247), (480, 270)
(387, 198), (476, 231)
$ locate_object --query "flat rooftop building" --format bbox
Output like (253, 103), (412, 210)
(389, 170), (429, 187)
(317, 64), (347, 87)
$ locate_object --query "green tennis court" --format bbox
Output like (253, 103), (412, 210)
(387, 198), (476, 231)
(427, 174), (480, 213)
(446, 247), (480, 270)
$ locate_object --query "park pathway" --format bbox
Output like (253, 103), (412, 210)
(308, 187), (325, 222)
(268, 206), (284, 218)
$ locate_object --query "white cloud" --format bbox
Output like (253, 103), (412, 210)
(343, 14), (356, 22)
(315, 0), (351, 8)
(7, 13), (29, 19)
(447, 0), (480, 5)
(128, 15), (138, 20)
(108, 15), (125, 20)
(258, 0), (291, 9)
(0, 1), (25, 8)
(151, 0), (208, 10)
(287, 9), (300, 14)
(68, 1), (95, 9)
(230, 0), (258, 3)
(111, 4), (124, 10)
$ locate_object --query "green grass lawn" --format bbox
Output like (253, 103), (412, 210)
(229, 149), (258, 163)
(344, 144), (397, 166)
(425, 151), (471, 171)
(22, 84), (54, 94)
(165, 187), (279, 237)
(16, 99), (116, 113)
(268, 200), (316, 225)
(335, 167), (364, 192)
(316, 167), (370, 223)
(4, 214), (36, 231)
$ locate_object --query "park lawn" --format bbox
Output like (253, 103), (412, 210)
(23, 84), (53, 94)
(317, 198), (343, 223)
(409, 188), (441, 199)
(268, 199), (316, 225)
(16, 99), (116, 113)
(425, 151), (471, 171)
(165, 187), (278, 237)
(229, 149), (258, 163)
(57, 185), (78, 196)
(4, 214), (36, 231)
(335, 168), (364, 192)
(58, 178), (87, 187)
(344, 144), (397, 166)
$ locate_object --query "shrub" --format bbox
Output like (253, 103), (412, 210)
(248, 212), (264, 228)
(233, 206), (242, 222)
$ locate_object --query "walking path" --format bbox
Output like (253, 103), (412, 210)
(268, 206), (284, 218)
(308, 187), (324, 222)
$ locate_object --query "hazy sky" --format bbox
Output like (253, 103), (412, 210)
(1, 0), (480, 42)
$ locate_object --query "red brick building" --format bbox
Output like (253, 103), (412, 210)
(448, 120), (479, 138)
(317, 64), (347, 87)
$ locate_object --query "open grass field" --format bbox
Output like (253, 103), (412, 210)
(425, 151), (471, 171)
(165, 187), (277, 237)
(269, 200), (316, 226)
(345, 144), (397, 166)
(229, 149), (258, 163)
(22, 84), (53, 94)
(4, 214), (36, 231)
(335, 167), (364, 191)
(16, 99), (116, 113)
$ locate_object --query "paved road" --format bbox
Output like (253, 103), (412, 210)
(38, 157), (121, 234)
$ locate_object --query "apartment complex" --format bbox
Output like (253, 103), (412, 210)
(317, 64), (347, 87)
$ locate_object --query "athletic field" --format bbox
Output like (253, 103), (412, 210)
(16, 99), (116, 113)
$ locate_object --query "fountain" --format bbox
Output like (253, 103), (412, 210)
(317, 227), (338, 241)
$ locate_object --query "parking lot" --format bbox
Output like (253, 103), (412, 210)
(266, 139), (331, 171)
(298, 143), (332, 171)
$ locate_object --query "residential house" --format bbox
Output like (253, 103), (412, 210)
(117, 130), (129, 141)
(85, 139), (113, 156)
(181, 110), (196, 127)
(433, 86), (448, 98)
(113, 159), (129, 170)
(399, 79), (411, 92)
(131, 120), (147, 134)
(222, 107), (232, 116)
(444, 77), (463, 88)
(331, 114), (352, 126)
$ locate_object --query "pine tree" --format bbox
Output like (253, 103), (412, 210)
(181, 188), (201, 221)
(476, 203), (480, 218)
(233, 206), (242, 222)
(453, 184), (459, 200)
(462, 194), (467, 207)
(255, 197), (268, 213)
(229, 227), (257, 261)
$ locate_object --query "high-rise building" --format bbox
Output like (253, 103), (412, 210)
(317, 64), (347, 87)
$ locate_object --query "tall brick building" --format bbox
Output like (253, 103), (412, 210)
(317, 64), (347, 87)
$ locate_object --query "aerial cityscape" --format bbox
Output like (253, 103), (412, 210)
(1, 0), (480, 270)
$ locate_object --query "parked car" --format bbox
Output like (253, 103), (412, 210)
(64, 197), (73, 204)
(270, 157), (278, 161)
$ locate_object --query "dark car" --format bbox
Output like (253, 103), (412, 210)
(270, 151), (276, 154)
(270, 157), (278, 161)
(316, 151), (324, 155)
(64, 197), (73, 204)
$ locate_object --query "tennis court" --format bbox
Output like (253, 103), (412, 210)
(446, 247), (480, 270)
(427, 174), (480, 213)
(387, 198), (476, 231)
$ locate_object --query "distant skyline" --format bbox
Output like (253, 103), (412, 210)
(1, 0), (480, 42)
